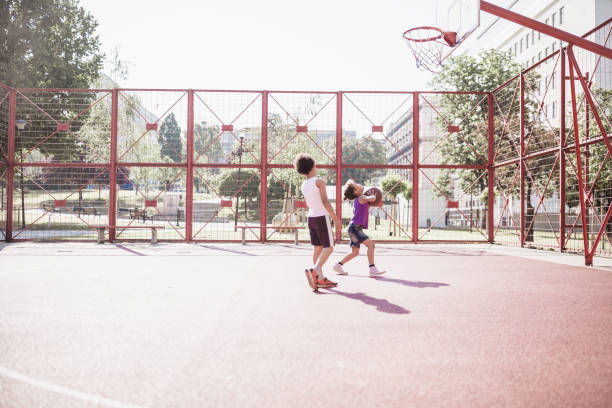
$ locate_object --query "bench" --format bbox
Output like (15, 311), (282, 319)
(235, 226), (305, 245)
(73, 206), (97, 216)
(92, 225), (165, 244)
(129, 207), (153, 222)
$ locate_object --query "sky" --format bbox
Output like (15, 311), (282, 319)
(78, 0), (443, 91)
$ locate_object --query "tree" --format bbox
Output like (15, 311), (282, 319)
(429, 49), (547, 241)
(381, 174), (409, 236)
(0, 0), (103, 88)
(194, 122), (223, 163)
(159, 113), (182, 163)
(216, 169), (260, 220)
(341, 135), (387, 185)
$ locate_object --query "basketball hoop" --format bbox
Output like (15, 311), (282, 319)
(403, 27), (457, 73)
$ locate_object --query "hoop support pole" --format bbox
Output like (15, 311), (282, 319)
(481, 1), (612, 59)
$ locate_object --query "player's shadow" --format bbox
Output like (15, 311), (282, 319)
(349, 275), (449, 288)
(324, 288), (410, 315)
(373, 276), (450, 288)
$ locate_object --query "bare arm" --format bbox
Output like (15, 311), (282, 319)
(358, 194), (377, 204)
(315, 178), (341, 226)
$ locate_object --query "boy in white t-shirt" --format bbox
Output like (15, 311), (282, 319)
(294, 153), (341, 291)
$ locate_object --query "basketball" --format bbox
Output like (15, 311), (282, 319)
(365, 186), (383, 207)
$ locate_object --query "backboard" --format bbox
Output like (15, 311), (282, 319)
(437, 0), (481, 62)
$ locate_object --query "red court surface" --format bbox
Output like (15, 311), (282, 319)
(1, 242), (611, 408)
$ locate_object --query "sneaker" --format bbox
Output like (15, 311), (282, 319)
(305, 269), (318, 290)
(332, 263), (348, 275)
(369, 266), (385, 277)
(317, 276), (338, 288)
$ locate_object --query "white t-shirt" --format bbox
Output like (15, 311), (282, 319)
(301, 177), (328, 217)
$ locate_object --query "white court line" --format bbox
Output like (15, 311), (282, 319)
(0, 366), (149, 408)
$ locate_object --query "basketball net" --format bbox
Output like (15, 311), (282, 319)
(403, 27), (457, 73)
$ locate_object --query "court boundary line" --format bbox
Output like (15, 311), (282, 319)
(0, 366), (149, 408)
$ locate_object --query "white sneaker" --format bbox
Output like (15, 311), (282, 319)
(369, 266), (385, 277)
(332, 263), (348, 275)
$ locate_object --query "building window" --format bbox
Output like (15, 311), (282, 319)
(560, 7), (564, 25)
(552, 13), (557, 27)
(525, 34), (529, 49)
(538, 51), (542, 61)
(545, 47), (549, 57)
(520, 38), (523, 53)
(545, 18), (549, 26)
(552, 101), (557, 118)
(532, 56), (536, 65)
(538, 31), (541, 40)
(531, 30), (535, 45)
(552, 42), (556, 53)
(514, 43), (518, 55)
(508, 48), (512, 57)
(552, 72), (555, 89)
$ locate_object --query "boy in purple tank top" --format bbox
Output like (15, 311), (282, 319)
(332, 179), (385, 277)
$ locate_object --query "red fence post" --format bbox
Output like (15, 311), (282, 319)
(559, 48), (566, 251)
(567, 47), (591, 265)
(412, 92), (419, 243)
(336, 91), (342, 243)
(261, 91), (268, 243)
(567, 47), (612, 263)
(108, 89), (118, 242)
(6, 90), (16, 242)
(488, 93), (495, 243)
(186, 90), (194, 242)
(520, 73), (526, 246)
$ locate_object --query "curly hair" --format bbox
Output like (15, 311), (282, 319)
(293, 153), (315, 175)
(343, 179), (359, 201)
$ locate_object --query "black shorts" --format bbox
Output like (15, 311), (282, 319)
(348, 224), (369, 248)
(308, 215), (334, 248)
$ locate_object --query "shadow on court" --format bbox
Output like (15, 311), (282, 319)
(323, 288), (411, 314)
(346, 274), (450, 288)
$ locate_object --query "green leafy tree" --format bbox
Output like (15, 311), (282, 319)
(0, 0), (103, 88)
(341, 135), (386, 184)
(381, 174), (409, 236)
(429, 49), (549, 241)
(1, 0), (103, 223)
(158, 113), (182, 163)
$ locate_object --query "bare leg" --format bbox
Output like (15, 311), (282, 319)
(361, 239), (375, 265)
(340, 246), (360, 264)
(314, 246), (334, 275)
(312, 245), (322, 266)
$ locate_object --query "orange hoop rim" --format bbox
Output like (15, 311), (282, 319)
(403, 26), (457, 47)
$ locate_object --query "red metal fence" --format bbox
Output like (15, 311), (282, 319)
(493, 18), (612, 265)
(1, 19), (611, 265)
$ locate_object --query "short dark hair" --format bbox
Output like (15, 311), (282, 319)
(343, 179), (359, 201)
(294, 153), (315, 175)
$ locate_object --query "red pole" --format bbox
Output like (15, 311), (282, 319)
(108, 89), (118, 242)
(6, 90), (15, 242)
(567, 47), (591, 265)
(336, 91), (343, 243)
(186, 90), (194, 242)
(260, 91), (268, 243)
(480, 1), (612, 59)
(559, 48), (566, 251)
(412, 93), (419, 243)
(487, 93), (494, 243)
(520, 73), (525, 246)
(567, 47), (612, 262)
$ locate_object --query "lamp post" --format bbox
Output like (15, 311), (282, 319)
(16, 120), (26, 229)
(234, 134), (244, 230)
